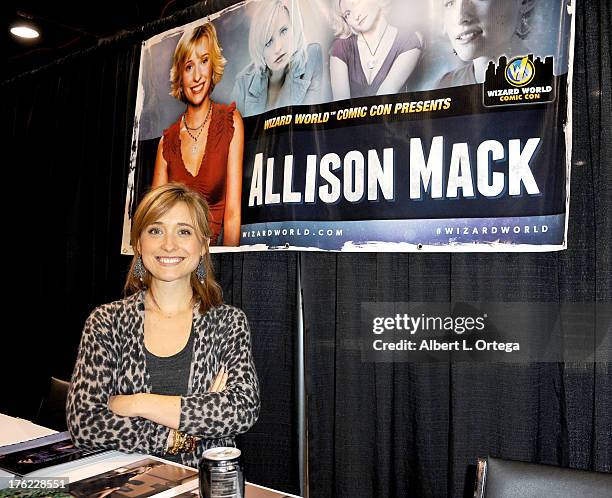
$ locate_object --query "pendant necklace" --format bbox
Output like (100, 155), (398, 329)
(361, 23), (389, 72)
(183, 101), (213, 154)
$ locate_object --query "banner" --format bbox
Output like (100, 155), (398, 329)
(122, 0), (575, 253)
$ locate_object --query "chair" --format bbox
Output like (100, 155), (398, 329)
(474, 456), (612, 498)
(35, 376), (70, 432)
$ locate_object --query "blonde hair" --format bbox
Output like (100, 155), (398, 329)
(331, 0), (352, 38)
(125, 183), (223, 314)
(169, 23), (226, 103)
(331, 0), (390, 39)
(248, 0), (307, 75)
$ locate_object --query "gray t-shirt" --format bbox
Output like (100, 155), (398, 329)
(144, 325), (194, 463)
(145, 324), (194, 396)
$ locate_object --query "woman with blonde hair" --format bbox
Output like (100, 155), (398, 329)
(329, 0), (423, 99)
(67, 183), (260, 468)
(232, 0), (323, 116)
(153, 23), (244, 246)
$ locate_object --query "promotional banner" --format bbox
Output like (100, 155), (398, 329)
(122, 0), (575, 253)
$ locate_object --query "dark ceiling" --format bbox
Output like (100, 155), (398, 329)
(3, 0), (201, 81)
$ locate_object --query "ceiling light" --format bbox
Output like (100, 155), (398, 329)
(10, 26), (40, 39)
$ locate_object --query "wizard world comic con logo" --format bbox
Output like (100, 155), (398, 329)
(505, 56), (535, 86)
(483, 54), (555, 107)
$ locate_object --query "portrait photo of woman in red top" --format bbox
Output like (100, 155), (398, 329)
(152, 22), (244, 246)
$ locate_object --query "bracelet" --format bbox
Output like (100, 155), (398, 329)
(167, 429), (198, 455)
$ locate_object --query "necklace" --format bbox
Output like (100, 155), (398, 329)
(361, 23), (389, 71)
(183, 101), (213, 153)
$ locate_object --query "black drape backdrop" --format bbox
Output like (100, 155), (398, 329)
(302, 0), (611, 497)
(2, 0), (610, 497)
(216, 252), (300, 494)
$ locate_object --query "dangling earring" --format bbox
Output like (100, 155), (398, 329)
(516, 12), (530, 39)
(196, 256), (206, 284)
(133, 256), (145, 281)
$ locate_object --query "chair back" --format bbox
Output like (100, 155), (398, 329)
(474, 457), (612, 498)
(35, 376), (70, 432)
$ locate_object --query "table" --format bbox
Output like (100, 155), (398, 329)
(0, 413), (299, 498)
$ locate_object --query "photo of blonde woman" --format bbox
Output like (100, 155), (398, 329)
(152, 23), (244, 246)
(329, 0), (423, 99)
(232, 0), (323, 116)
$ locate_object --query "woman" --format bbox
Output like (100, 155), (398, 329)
(438, 0), (537, 87)
(67, 183), (260, 468)
(153, 23), (244, 247)
(330, 0), (423, 99)
(232, 0), (323, 117)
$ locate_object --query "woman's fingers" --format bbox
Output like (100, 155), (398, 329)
(209, 368), (222, 392)
(208, 369), (229, 393)
(218, 372), (229, 392)
(209, 367), (225, 392)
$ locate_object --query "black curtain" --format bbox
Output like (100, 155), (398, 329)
(214, 252), (301, 495)
(2, 42), (143, 418)
(302, 254), (453, 497)
(302, 1), (611, 497)
(1, 1), (300, 495)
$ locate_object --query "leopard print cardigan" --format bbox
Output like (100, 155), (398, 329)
(66, 290), (260, 468)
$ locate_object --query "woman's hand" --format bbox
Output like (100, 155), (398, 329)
(209, 367), (228, 393)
